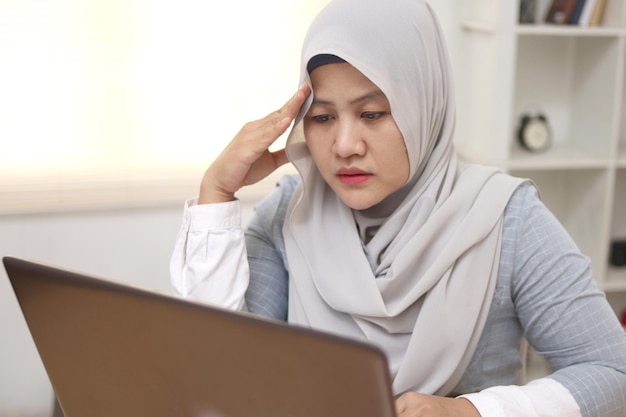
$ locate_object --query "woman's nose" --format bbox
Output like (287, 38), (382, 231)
(333, 121), (366, 158)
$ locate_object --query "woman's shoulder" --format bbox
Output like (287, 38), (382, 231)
(276, 173), (300, 193)
(503, 180), (539, 218)
(498, 179), (546, 286)
(251, 174), (300, 226)
(502, 179), (562, 238)
(501, 177), (593, 292)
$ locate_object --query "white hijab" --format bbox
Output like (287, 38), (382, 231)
(283, 0), (524, 396)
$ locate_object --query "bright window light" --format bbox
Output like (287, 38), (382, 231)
(0, 0), (328, 211)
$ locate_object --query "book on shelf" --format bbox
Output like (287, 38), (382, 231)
(576, 0), (607, 26)
(519, 0), (538, 23)
(588, 0), (608, 26)
(545, 0), (578, 24)
(577, 0), (597, 25)
(568, 0), (587, 24)
(544, 0), (607, 26)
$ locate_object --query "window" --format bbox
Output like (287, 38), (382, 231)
(0, 0), (327, 212)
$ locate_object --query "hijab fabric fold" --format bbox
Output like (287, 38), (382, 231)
(283, 0), (524, 395)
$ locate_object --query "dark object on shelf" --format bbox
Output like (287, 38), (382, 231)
(517, 113), (551, 153)
(520, 0), (537, 23)
(545, 0), (577, 24)
(568, 0), (587, 24)
(610, 240), (626, 267)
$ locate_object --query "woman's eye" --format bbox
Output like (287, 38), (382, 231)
(312, 114), (333, 123)
(362, 111), (385, 121)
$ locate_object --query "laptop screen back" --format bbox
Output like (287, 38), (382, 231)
(4, 256), (396, 417)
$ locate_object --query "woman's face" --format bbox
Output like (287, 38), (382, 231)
(303, 62), (410, 210)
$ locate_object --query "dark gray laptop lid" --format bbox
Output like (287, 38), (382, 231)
(4, 256), (395, 417)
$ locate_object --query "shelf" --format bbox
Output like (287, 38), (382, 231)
(462, 23), (626, 37)
(456, 142), (612, 170)
(458, 0), (626, 302)
(516, 24), (625, 37)
(513, 35), (620, 163)
(508, 143), (611, 170)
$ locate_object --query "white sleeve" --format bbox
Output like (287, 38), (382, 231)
(459, 378), (581, 417)
(169, 197), (249, 310)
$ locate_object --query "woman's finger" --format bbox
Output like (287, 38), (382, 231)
(258, 83), (311, 143)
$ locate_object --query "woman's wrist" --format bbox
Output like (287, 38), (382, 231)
(198, 170), (237, 204)
(198, 187), (236, 205)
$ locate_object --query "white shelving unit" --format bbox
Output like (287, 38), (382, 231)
(455, 0), (626, 296)
(455, 0), (626, 379)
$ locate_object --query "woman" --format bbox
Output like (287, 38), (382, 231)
(170, 0), (626, 416)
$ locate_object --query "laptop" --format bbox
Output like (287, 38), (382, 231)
(3, 256), (396, 417)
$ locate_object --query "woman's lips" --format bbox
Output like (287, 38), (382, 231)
(337, 168), (372, 185)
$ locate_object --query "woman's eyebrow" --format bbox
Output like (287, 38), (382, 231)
(310, 89), (386, 107)
(349, 89), (386, 105)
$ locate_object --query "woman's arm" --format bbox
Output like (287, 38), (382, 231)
(242, 175), (298, 320)
(513, 188), (626, 416)
(169, 175), (296, 317)
(169, 198), (249, 310)
(464, 183), (626, 417)
(169, 84), (309, 307)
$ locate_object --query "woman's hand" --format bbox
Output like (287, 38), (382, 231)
(198, 83), (311, 204)
(395, 392), (481, 417)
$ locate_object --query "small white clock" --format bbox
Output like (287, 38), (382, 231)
(517, 113), (551, 153)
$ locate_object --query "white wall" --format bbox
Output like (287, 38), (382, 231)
(0, 2), (459, 416)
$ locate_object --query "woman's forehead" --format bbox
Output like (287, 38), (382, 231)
(307, 62), (388, 105)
